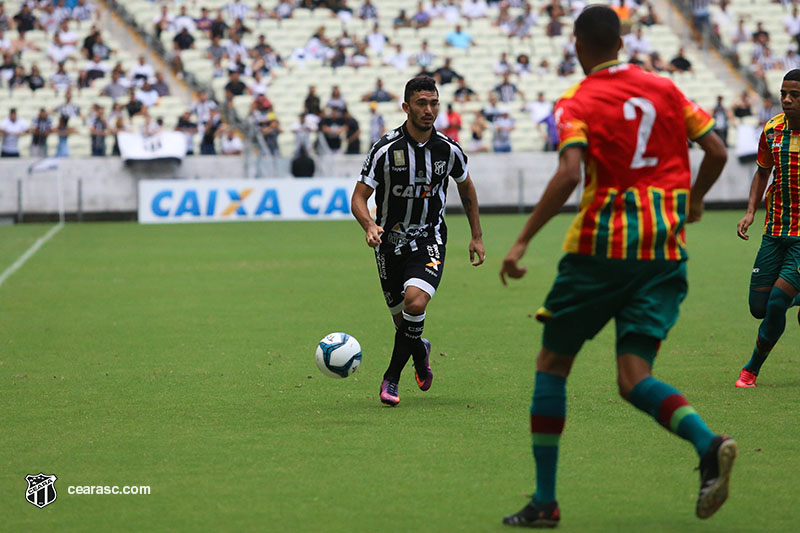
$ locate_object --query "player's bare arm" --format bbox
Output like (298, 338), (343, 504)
(351, 181), (383, 247)
(500, 146), (583, 285)
(688, 131), (727, 223)
(455, 173), (485, 266)
(737, 165), (772, 240)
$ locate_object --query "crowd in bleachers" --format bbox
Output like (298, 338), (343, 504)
(1, 0), (787, 160)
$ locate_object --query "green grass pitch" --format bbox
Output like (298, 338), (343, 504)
(1, 212), (798, 532)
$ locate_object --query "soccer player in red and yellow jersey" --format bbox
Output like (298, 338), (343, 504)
(499, 7), (734, 527)
(735, 70), (800, 388)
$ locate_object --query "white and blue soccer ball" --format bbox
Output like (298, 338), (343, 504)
(315, 332), (362, 378)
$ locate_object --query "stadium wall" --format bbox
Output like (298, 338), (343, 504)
(0, 152), (755, 220)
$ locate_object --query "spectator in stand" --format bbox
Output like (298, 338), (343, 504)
(0, 29), (8, 53)
(366, 23), (389, 57)
(53, 0), (72, 25)
(30, 108), (53, 158)
(210, 10), (229, 40)
(200, 107), (223, 155)
(523, 91), (552, 125)
(192, 91), (218, 125)
(515, 54), (532, 77)
(48, 31), (74, 64)
(343, 107), (361, 154)
(230, 17), (252, 38)
(0, 50), (14, 82)
(226, 0), (250, 22)
(291, 146), (315, 178)
(330, 44), (347, 69)
(494, 72), (525, 102)
(434, 57), (462, 85)
(291, 112), (313, 154)
(469, 110), (489, 153)
(668, 47), (693, 72)
(56, 87), (83, 124)
(327, 85), (347, 112)
(102, 70), (128, 99)
(393, 9), (411, 29)
(272, 1), (295, 20)
(785, 6), (800, 48)
(176, 111), (198, 155)
(49, 63), (72, 93)
(7, 64), (25, 90)
(712, 0), (733, 37)
(174, 6), (196, 33)
(110, 117), (128, 156)
(759, 97), (779, 125)
(224, 70), (248, 103)
(0, 3), (11, 32)
(151, 71), (169, 97)
(54, 115), (76, 158)
(492, 106), (515, 152)
(141, 113), (163, 137)
(153, 4), (174, 40)
(304, 85), (321, 114)
(368, 101), (385, 145)
(89, 106), (109, 156)
(538, 107), (558, 151)
(130, 55), (155, 86)
(384, 43), (410, 71)
(443, 103), (461, 142)
(462, 0), (488, 21)
(648, 51), (666, 72)
(248, 70), (269, 96)
(359, 0), (378, 21)
(361, 78), (397, 102)
(414, 39), (436, 69)
(125, 87), (144, 118)
(426, 0), (444, 19)
(784, 48), (800, 71)
(494, 51), (512, 76)
(495, 2), (514, 34)
(510, 4), (537, 39)
(227, 33), (249, 62)
(319, 106), (345, 154)
(752, 21), (770, 50)
(13, 4), (37, 34)
(690, 0), (711, 40)
(732, 90), (752, 119)
(172, 25), (195, 73)
(445, 24), (475, 51)
(207, 35), (227, 66)
(221, 127), (244, 155)
(254, 96), (280, 155)
(348, 42), (370, 68)
(545, 12), (563, 38)
(1, 108), (29, 157)
(73, 0), (96, 22)
(712, 95), (732, 147)
(335, 0), (354, 24)
(27, 64), (45, 91)
(454, 77), (477, 102)
(412, 2), (431, 29)
(136, 79), (160, 108)
(195, 7), (213, 33)
(482, 92), (501, 123)
(81, 25), (99, 59)
(442, 0), (460, 23)
(625, 27), (651, 56)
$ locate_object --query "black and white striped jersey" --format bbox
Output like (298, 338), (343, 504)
(360, 122), (469, 254)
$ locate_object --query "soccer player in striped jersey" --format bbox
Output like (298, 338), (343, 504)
(735, 69), (800, 388)
(351, 76), (485, 407)
(499, 6), (733, 527)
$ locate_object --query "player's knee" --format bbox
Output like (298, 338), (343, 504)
(403, 293), (429, 315)
(616, 377), (635, 401)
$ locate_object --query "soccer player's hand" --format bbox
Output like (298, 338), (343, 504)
(687, 199), (704, 223)
(737, 213), (754, 240)
(365, 225), (384, 247)
(500, 242), (528, 285)
(469, 237), (485, 266)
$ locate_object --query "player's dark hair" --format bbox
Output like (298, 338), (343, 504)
(574, 5), (621, 54)
(404, 76), (438, 103)
(784, 69), (800, 83)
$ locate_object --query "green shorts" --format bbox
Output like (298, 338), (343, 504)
(750, 234), (800, 291)
(536, 254), (688, 356)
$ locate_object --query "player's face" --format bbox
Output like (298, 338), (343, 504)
(403, 90), (439, 131)
(780, 81), (800, 120)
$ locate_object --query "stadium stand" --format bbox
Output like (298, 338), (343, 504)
(107, 0), (739, 156)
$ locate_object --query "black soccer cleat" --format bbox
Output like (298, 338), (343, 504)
(502, 500), (560, 528)
(696, 435), (738, 519)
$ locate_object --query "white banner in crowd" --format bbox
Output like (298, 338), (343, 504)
(138, 178), (368, 224)
(118, 132), (187, 163)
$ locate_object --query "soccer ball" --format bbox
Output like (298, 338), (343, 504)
(315, 332), (362, 378)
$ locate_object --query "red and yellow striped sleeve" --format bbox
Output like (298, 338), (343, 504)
(679, 93), (715, 141)
(756, 127), (774, 169)
(555, 90), (588, 153)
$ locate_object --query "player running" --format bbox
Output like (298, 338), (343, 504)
(351, 76), (485, 407)
(735, 70), (800, 388)
(499, 6), (733, 527)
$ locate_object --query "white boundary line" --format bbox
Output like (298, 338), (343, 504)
(0, 223), (64, 288)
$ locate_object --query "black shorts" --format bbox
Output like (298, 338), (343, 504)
(375, 243), (446, 314)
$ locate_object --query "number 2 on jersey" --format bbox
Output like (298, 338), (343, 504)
(623, 97), (658, 169)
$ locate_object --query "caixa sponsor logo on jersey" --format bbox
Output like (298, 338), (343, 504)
(392, 183), (441, 199)
(148, 186), (350, 220)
